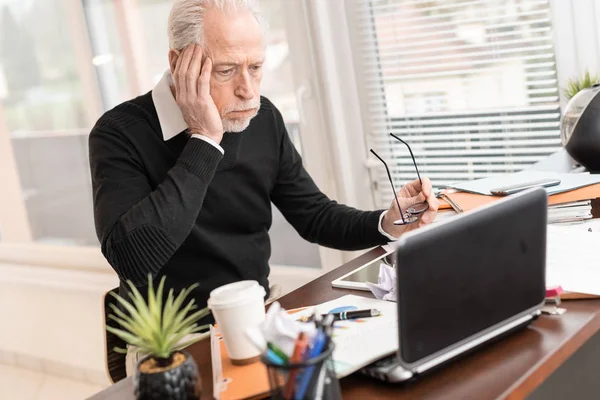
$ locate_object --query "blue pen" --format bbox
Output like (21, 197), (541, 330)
(294, 330), (326, 400)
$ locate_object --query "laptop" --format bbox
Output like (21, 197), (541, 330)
(361, 187), (548, 383)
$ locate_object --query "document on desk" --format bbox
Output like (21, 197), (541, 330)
(449, 170), (600, 196)
(293, 295), (398, 378)
(546, 225), (600, 296)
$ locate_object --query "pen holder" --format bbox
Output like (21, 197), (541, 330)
(261, 342), (342, 400)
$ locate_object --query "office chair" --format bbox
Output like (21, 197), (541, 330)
(103, 287), (127, 383)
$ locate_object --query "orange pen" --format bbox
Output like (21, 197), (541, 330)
(283, 332), (309, 399)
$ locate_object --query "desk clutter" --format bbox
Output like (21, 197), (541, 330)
(211, 295), (397, 400)
(438, 170), (600, 225)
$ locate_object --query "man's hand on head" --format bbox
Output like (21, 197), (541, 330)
(172, 44), (224, 143)
(381, 177), (440, 239)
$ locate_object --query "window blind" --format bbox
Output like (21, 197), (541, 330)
(352, 0), (562, 208)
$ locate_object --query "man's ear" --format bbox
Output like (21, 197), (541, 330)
(168, 49), (180, 75)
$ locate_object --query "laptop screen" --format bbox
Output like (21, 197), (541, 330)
(396, 189), (547, 364)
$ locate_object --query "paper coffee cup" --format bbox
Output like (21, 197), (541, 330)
(207, 281), (266, 365)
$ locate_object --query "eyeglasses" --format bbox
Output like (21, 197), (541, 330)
(369, 134), (429, 226)
(389, 133), (429, 215)
(369, 149), (419, 226)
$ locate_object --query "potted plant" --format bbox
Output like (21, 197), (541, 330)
(563, 70), (600, 100)
(560, 70), (600, 171)
(106, 275), (211, 400)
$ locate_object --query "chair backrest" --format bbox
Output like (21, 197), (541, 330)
(103, 287), (127, 383)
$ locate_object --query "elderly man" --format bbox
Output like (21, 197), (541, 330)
(89, 0), (438, 323)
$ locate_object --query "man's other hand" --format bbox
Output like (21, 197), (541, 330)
(381, 177), (440, 239)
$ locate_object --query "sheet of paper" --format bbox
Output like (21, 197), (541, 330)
(292, 295), (398, 378)
(546, 225), (600, 295)
(448, 170), (600, 196)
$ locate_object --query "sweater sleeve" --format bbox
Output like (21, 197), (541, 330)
(89, 119), (223, 286)
(269, 106), (388, 251)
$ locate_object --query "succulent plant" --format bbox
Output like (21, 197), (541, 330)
(564, 70), (600, 100)
(106, 275), (211, 365)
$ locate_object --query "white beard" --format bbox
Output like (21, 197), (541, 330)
(222, 114), (255, 132)
(221, 100), (260, 133)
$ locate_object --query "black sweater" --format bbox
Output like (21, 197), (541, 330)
(89, 93), (388, 309)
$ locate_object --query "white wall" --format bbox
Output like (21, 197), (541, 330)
(551, 0), (600, 109)
(0, 257), (118, 386)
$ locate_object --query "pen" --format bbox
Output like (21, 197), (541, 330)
(306, 318), (334, 399)
(267, 342), (289, 364)
(300, 308), (381, 322)
(265, 348), (285, 365)
(439, 192), (463, 213)
(331, 308), (380, 321)
(283, 332), (309, 399)
(294, 329), (326, 400)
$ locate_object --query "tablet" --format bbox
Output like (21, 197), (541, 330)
(331, 250), (395, 290)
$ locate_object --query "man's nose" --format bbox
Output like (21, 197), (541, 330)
(234, 70), (254, 100)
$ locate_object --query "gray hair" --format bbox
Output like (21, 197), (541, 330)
(168, 0), (267, 50)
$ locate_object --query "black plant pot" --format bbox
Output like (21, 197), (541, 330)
(563, 84), (600, 172)
(134, 351), (201, 400)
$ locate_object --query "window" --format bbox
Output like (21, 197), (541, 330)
(352, 0), (562, 208)
(0, 0), (333, 269)
(0, 0), (97, 245)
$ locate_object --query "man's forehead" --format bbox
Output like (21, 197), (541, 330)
(210, 46), (265, 65)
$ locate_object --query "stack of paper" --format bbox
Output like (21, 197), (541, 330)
(548, 200), (592, 225)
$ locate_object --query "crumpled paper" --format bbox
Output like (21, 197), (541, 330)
(365, 263), (397, 302)
(245, 301), (317, 357)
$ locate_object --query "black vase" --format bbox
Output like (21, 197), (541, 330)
(134, 351), (201, 400)
(562, 84), (600, 172)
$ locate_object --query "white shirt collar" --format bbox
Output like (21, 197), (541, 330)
(152, 70), (188, 141)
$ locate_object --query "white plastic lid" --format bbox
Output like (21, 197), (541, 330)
(207, 280), (266, 309)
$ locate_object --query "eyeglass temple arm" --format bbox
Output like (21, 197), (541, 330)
(369, 149), (406, 224)
(389, 133), (422, 186)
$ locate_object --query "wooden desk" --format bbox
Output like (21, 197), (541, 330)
(88, 247), (600, 400)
